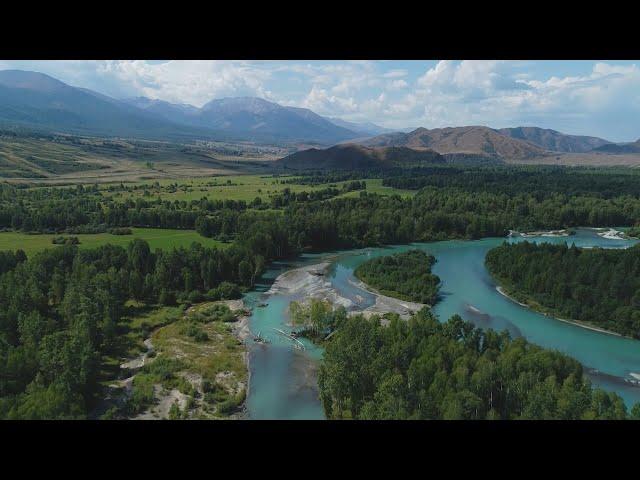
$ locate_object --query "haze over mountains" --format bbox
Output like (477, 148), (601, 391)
(0, 70), (214, 140)
(0, 70), (366, 144)
(326, 118), (395, 136)
(124, 96), (360, 143)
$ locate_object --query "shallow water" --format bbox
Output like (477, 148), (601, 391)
(245, 229), (640, 419)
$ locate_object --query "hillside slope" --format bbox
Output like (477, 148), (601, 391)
(360, 126), (548, 160)
(0, 70), (213, 140)
(275, 144), (444, 170)
(497, 127), (611, 153)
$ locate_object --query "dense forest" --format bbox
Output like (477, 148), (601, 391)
(354, 250), (440, 304)
(0, 213), (296, 418)
(3, 166), (640, 244)
(318, 310), (640, 419)
(486, 242), (640, 338)
(382, 166), (640, 198)
(2, 164), (640, 419)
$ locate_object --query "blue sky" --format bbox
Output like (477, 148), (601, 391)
(0, 60), (638, 141)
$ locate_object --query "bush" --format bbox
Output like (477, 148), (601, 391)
(217, 389), (246, 415)
(188, 290), (204, 303)
(181, 322), (209, 342)
(108, 227), (132, 235)
(51, 236), (80, 245)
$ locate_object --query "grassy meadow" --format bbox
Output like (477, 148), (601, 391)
(0, 228), (228, 256)
(100, 175), (417, 203)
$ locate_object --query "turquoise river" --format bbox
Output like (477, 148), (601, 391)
(242, 228), (640, 419)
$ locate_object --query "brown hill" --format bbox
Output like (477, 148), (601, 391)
(361, 126), (549, 160)
(275, 144), (444, 170)
(592, 138), (640, 154)
(497, 127), (610, 153)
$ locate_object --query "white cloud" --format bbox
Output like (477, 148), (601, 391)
(404, 60), (640, 139)
(383, 69), (408, 78)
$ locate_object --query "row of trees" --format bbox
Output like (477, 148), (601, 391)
(354, 250), (440, 305)
(486, 242), (640, 338)
(383, 165), (640, 199)
(318, 310), (640, 419)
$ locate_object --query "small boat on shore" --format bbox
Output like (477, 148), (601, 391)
(253, 331), (271, 344)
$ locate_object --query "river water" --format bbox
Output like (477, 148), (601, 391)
(244, 228), (640, 419)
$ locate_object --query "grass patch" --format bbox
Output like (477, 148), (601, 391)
(150, 301), (247, 417)
(99, 175), (416, 203)
(0, 227), (229, 256)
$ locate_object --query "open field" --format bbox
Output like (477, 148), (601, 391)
(0, 133), (290, 184)
(0, 227), (228, 255)
(99, 175), (417, 203)
(514, 152), (640, 167)
(339, 178), (416, 198)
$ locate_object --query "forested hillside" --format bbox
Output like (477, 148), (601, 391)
(486, 242), (640, 338)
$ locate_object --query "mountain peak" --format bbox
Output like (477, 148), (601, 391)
(201, 96), (279, 113)
(0, 69), (69, 93)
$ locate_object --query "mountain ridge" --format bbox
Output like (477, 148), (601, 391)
(497, 126), (610, 153)
(0, 71), (360, 144)
(275, 144), (445, 170)
(359, 126), (549, 160)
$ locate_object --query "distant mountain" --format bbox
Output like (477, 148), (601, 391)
(592, 139), (640, 154)
(124, 95), (360, 144)
(327, 118), (395, 136)
(0, 70), (214, 140)
(196, 97), (358, 144)
(123, 96), (200, 122)
(0, 71), (361, 144)
(275, 144), (444, 170)
(497, 127), (611, 153)
(360, 126), (548, 160)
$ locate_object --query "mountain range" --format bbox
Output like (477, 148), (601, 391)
(123, 96), (360, 143)
(0, 69), (636, 163)
(357, 126), (616, 160)
(0, 70), (374, 144)
(0, 70), (218, 141)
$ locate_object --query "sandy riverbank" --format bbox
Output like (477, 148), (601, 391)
(496, 286), (625, 338)
(596, 228), (626, 240)
(515, 229), (572, 238)
(267, 262), (427, 320)
(348, 277), (427, 320)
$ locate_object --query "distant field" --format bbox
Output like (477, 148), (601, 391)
(0, 228), (228, 256)
(100, 175), (417, 202)
(0, 134), (286, 184)
(338, 179), (416, 199)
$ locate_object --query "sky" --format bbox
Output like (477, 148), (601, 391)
(0, 60), (638, 142)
